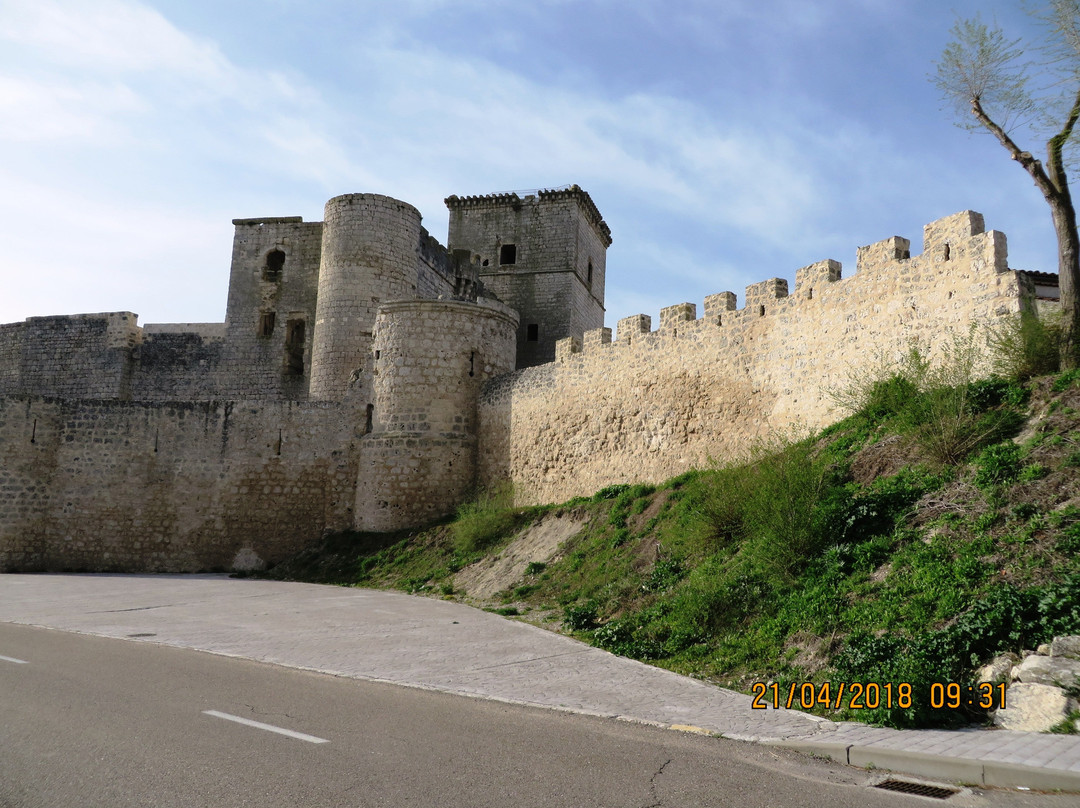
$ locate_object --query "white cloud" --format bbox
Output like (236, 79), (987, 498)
(0, 75), (143, 142)
(0, 0), (231, 80)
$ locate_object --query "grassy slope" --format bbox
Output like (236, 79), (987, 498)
(264, 369), (1080, 730)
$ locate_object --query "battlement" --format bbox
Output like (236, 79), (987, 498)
(1, 190), (1054, 574)
(446, 185), (612, 247)
(553, 210), (1011, 364)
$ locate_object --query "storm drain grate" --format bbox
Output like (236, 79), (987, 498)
(872, 779), (959, 800)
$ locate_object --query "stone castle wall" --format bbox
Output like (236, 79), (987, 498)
(354, 298), (518, 530)
(0, 192), (1054, 574)
(477, 211), (1027, 505)
(0, 395), (361, 572)
(0, 313), (141, 400)
(447, 188), (610, 367)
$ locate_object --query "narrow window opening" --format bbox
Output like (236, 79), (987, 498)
(31, 418), (37, 444)
(500, 244), (517, 265)
(276, 429), (282, 456)
(758, 305), (765, 317)
(364, 404), (374, 435)
(469, 351), (475, 377)
(526, 323), (539, 342)
(587, 259), (593, 287)
(284, 318), (305, 375)
(807, 287), (814, 300)
(943, 243), (951, 261)
(263, 249), (285, 282)
(374, 349), (381, 361)
(258, 311), (276, 337)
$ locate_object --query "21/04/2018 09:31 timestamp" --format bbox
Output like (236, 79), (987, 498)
(750, 681), (1007, 711)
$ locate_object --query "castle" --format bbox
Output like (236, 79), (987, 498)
(0, 187), (1058, 573)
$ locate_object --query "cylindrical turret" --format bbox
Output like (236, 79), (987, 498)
(354, 298), (518, 531)
(308, 194), (422, 400)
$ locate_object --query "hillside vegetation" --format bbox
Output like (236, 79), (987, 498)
(264, 323), (1080, 730)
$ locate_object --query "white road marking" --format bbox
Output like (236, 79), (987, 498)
(202, 710), (329, 744)
(0, 654), (29, 664)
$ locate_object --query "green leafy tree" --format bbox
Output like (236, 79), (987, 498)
(934, 3), (1080, 369)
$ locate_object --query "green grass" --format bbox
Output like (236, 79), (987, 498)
(263, 365), (1080, 731)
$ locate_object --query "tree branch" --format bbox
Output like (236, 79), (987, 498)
(1047, 83), (1080, 193)
(971, 96), (1059, 200)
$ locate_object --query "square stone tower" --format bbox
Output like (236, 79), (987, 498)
(445, 185), (611, 368)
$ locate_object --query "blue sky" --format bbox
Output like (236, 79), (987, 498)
(0, 0), (1060, 330)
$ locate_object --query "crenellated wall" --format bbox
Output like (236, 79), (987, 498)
(477, 211), (1029, 505)
(0, 194), (1061, 573)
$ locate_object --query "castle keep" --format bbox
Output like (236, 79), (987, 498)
(0, 188), (1055, 572)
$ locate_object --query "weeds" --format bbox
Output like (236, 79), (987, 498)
(988, 309), (1061, 381)
(451, 483), (520, 554)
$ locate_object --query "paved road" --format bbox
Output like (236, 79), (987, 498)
(0, 622), (1071, 808)
(1, 573), (1079, 795)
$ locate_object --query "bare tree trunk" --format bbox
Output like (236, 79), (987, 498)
(1049, 196), (1080, 369)
(970, 96), (1080, 369)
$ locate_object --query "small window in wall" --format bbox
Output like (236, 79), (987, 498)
(758, 305), (766, 317)
(263, 249), (286, 282)
(258, 310), (276, 337)
(587, 259), (593, 287)
(284, 318), (305, 375)
(526, 323), (539, 342)
(500, 244), (517, 265)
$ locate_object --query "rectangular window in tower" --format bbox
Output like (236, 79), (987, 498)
(258, 311), (276, 337)
(526, 323), (539, 342)
(284, 318), (305, 375)
(500, 244), (517, 265)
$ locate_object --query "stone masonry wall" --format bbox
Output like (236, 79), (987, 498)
(310, 194), (424, 400)
(354, 298), (518, 530)
(128, 324), (225, 400)
(220, 217), (324, 401)
(0, 313), (141, 400)
(447, 188), (610, 368)
(478, 211), (1027, 505)
(0, 396), (362, 572)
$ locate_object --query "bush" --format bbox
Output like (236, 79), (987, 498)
(835, 330), (1027, 465)
(451, 484), (519, 554)
(1052, 367), (1080, 392)
(563, 602), (599, 631)
(833, 578), (1080, 728)
(739, 437), (844, 581)
(973, 442), (1022, 489)
(988, 310), (1061, 381)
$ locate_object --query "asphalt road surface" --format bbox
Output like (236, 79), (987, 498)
(0, 623), (1072, 808)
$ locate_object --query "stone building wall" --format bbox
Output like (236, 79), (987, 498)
(354, 298), (518, 531)
(0, 323), (25, 391)
(128, 324), (225, 401)
(0, 313), (141, 400)
(309, 194), (426, 400)
(220, 216), (325, 401)
(446, 186), (610, 368)
(477, 211), (1027, 505)
(0, 396), (362, 573)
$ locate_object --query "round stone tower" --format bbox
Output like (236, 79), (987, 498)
(354, 298), (518, 531)
(308, 193), (423, 400)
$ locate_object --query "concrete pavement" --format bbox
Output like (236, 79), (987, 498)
(2, 573), (1078, 793)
